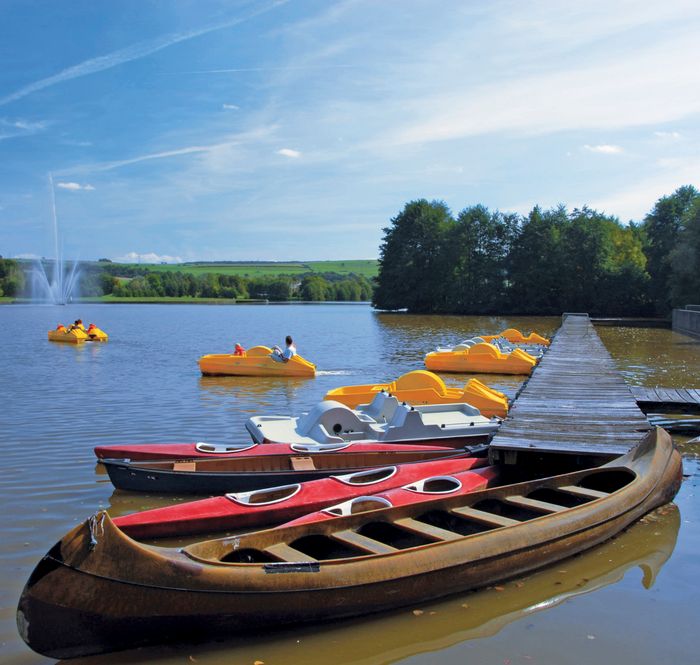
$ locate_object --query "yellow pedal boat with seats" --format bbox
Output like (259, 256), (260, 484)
(199, 345), (316, 378)
(480, 328), (550, 346)
(47, 326), (88, 343)
(425, 342), (537, 375)
(84, 326), (108, 342)
(324, 370), (508, 418)
(48, 324), (108, 343)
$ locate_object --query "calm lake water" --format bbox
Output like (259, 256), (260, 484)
(1, 304), (699, 664)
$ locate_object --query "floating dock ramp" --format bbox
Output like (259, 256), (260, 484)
(491, 314), (650, 456)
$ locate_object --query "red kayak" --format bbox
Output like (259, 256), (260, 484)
(113, 456), (489, 538)
(94, 440), (461, 462)
(283, 464), (500, 527)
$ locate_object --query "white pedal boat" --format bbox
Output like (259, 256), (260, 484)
(246, 391), (500, 446)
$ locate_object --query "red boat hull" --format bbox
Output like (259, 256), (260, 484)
(113, 457), (489, 538)
(95, 440), (460, 462)
(283, 465), (500, 527)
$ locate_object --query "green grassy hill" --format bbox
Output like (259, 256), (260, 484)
(100, 259), (378, 278)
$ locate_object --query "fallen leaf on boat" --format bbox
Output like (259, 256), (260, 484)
(188, 657), (197, 663)
(412, 609), (424, 616)
(461, 603), (470, 609)
(494, 585), (505, 592)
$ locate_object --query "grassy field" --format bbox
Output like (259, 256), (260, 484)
(101, 259), (378, 278)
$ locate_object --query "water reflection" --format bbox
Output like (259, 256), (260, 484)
(598, 327), (700, 387)
(198, 375), (315, 412)
(62, 505), (679, 665)
(372, 313), (559, 395)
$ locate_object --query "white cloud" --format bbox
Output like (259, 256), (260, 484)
(583, 144), (623, 154)
(57, 181), (95, 191)
(0, 2), (288, 107)
(222, 104), (240, 110)
(113, 252), (182, 264)
(382, 25), (700, 146)
(0, 117), (47, 140)
(654, 131), (682, 139)
(277, 148), (301, 158)
(590, 155), (700, 220)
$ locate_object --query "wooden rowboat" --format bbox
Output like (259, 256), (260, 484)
(101, 446), (475, 494)
(18, 428), (681, 658)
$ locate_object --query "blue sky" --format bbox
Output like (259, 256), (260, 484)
(1, 0), (699, 263)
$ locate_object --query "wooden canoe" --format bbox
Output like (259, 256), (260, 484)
(101, 446), (476, 494)
(17, 428), (681, 659)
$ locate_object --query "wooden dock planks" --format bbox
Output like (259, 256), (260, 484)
(491, 314), (651, 455)
(630, 386), (700, 414)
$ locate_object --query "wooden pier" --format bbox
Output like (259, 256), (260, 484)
(631, 387), (700, 414)
(491, 314), (650, 456)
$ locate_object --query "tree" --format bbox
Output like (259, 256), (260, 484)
(507, 206), (566, 314)
(446, 206), (517, 314)
(669, 197), (700, 307)
(373, 199), (453, 311)
(642, 185), (699, 314)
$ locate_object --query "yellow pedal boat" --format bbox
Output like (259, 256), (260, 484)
(199, 345), (316, 378)
(323, 370), (508, 418)
(48, 324), (108, 343)
(47, 326), (88, 344)
(84, 325), (108, 342)
(481, 328), (550, 346)
(425, 342), (537, 375)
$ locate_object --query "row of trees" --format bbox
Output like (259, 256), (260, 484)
(98, 269), (373, 302)
(374, 186), (699, 316)
(0, 258), (25, 297)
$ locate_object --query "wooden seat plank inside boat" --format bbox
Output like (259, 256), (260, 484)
(503, 495), (567, 514)
(558, 485), (609, 500)
(331, 529), (398, 555)
(264, 542), (318, 563)
(450, 506), (522, 528)
(172, 461), (196, 472)
(290, 456), (316, 471)
(393, 517), (462, 542)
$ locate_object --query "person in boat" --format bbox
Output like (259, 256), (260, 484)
(87, 323), (97, 337)
(68, 319), (84, 331)
(271, 336), (296, 363)
(233, 342), (245, 356)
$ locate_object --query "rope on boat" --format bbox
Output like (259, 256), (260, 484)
(88, 513), (106, 551)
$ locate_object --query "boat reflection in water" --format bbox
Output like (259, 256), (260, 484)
(63, 504), (679, 665)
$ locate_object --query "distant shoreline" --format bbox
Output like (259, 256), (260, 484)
(2, 297), (372, 306)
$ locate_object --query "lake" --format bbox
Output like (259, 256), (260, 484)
(1, 304), (699, 664)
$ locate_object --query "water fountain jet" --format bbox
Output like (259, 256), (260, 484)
(30, 174), (81, 304)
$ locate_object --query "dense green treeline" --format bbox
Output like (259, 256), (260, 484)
(0, 258), (25, 297)
(94, 267), (373, 301)
(374, 186), (700, 316)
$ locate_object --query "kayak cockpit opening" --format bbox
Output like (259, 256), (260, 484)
(195, 442), (258, 454)
(332, 466), (398, 486)
(404, 475), (462, 494)
(226, 483), (302, 506)
(323, 495), (393, 516)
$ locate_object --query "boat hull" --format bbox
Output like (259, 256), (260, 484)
(47, 329), (87, 343)
(102, 447), (472, 494)
(113, 457), (490, 537)
(324, 371), (509, 417)
(18, 429), (681, 659)
(199, 346), (316, 377)
(425, 344), (537, 375)
(94, 440), (459, 461)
